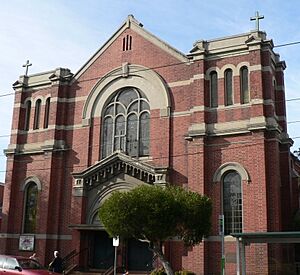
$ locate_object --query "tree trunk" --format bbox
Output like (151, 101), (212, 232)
(150, 241), (174, 275)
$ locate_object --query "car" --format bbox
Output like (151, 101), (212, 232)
(0, 254), (58, 275)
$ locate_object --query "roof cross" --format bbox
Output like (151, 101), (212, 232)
(250, 11), (264, 31)
(22, 60), (32, 76)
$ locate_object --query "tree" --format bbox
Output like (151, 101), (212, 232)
(99, 185), (212, 275)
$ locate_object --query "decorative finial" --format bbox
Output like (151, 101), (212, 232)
(250, 11), (264, 31)
(22, 60), (32, 76)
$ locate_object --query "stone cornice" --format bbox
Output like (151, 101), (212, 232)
(72, 152), (169, 195)
(4, 140), (67, 156)
(187, 116), (283, 138)
(12, 68), (73, 90)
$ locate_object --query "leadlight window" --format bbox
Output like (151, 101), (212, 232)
(240, 66), (249, 104)
(224, 69), (233, 106)
(33, 99), (41, 130)
(44, 97), (50, 129)
(101, 87), (150, 159)
(210, 71), (218, 107)
(23, 182), (38, 233)
(24, 100), (31, 130)
(223, 171), (242, 235)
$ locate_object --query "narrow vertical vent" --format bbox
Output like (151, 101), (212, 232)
(122, 35), (132, 51)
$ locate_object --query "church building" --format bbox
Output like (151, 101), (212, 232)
(1, 15), (300, 275)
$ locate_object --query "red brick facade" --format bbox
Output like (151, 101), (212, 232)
(1, 16), (300, 274)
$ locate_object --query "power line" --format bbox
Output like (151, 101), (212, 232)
(0, 116), (299, 140)
(274, 41), (300, 48)
(0, 133), (299, 170)
(0, 37), (299, 98)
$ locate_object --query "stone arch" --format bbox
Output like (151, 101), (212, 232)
(236, 62), (250, 72)
(32, 96), (43, 107)
(220, 64), (236, 77)
(82, 64), (171, 126)
(21, 176), (42, 191)
(212, 162), (250, 183)
(205, 67), (221, 80)
(87, 181), (147, 225)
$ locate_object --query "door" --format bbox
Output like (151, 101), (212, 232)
(92, 231), (114, 269)
(127, 239), (153, 271)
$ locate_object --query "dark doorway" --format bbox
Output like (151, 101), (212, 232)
(127, 239), (153, 271)
(92, 231), (114, 269)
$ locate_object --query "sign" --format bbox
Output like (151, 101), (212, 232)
(219, 214), (224, 236)
(19, 235), (35, 251)
(113, 236), (119, 247)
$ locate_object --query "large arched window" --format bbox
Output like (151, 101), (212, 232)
(210, 71), (218, 107)
(223, 171), (242, 235)
(44, 97), (50, 129)
(224, 69), (233, 106)
(101, 87), (150, 159)
(24, 100), (32, 130)
(33, 99), (41, 130)
(23, 182), (38, 233)
(240, 66), (249, 104)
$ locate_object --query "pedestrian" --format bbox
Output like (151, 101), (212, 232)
(49, 250), (63, 273)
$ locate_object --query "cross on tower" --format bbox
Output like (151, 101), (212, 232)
(250, 11), (264, 31)
(22, 60), (32, 76)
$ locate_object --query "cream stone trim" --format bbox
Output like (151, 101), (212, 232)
(82, 64), (170, 124)
(262, 66), (273, 73)
(53, 96), (88, 103)
(205, 235), (237, 242)
(275, 85), (285, 92)
(14, 102), (22, 108)
(21, 176), (42, 191)
(188, 115), (280, 137)
(0, 233), (72, 240)
(167, 74), (203, 87)
(20, 95), (52, 108)
(32, 96), (43, 106)
(213, 162), (250, 183)
(219, 64), (236, 76)
(5, 139), (67, 155)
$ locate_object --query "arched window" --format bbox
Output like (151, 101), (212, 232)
(101, 87), (150, 159)
(24, 100), (32, 130)
(210, 71), (218, 107)
(224, 69), (233, 106)
(44, 97), (50, 129)
(33, 99), (41, 130)
(240, 66), (249, 104)
(23, 182), (38, 233)
(223, 171), (242, 235)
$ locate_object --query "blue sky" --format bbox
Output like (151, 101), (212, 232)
(0, 0), (299, 182)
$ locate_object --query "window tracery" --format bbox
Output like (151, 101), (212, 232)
(102, 87), (150, 158)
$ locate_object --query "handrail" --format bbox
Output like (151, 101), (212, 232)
(62, 249), (77, 262)
(62, 248), (88, 274)
(103, 266), (114, 275)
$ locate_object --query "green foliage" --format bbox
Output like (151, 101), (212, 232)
(99, 185), (212, 245)
(151, 267), (167, 275)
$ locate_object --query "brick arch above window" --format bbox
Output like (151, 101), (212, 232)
(82, 64), (170, 126)
(212, 162), (250, 183)
(21, 176), (42, 191)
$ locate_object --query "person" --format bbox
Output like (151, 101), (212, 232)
(49, 250), (63, 273)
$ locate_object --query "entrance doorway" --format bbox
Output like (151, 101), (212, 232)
(92, 231), (114, 269)
(91, 231), (153, 271)
(126, 239), (153, 271)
